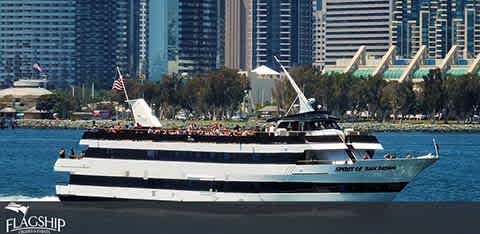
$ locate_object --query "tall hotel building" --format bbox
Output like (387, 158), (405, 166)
(148, 0), (225, 80)
(0, 0), (76, 86)
(323, 0), (392, 65)
(225, 0), (253, 71)
(252, 0), (313, 69)
(391, 0), (480, 59)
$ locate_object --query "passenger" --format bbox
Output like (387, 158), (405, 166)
(114, 123), (122, 131)
(406, 154), (414, 159)
(384, 153), (397, 159)
(0, 118), (5, 130)
(147, 128), (154, 134)
(59, 148), (65, 159)
(69, 148), (75, 159)
(234, 125), (241, 131)
(79, 151), (86, 159)
(268, 124), (276, 136)
(363, 153), (370, 160)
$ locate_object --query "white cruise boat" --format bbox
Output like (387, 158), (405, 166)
(54, 61), (439, 202)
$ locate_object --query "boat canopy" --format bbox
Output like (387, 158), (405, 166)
(128, 99), (162, 128)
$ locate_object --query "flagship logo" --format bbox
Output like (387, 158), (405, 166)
(4, 202), (66, 234)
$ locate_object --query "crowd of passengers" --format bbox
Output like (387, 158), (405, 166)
(90, 122), (263, 137)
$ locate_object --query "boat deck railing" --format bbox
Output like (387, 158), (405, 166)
(82, 128), (349, 144)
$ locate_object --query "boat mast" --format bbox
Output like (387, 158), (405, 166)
(273, 56), (314, 114)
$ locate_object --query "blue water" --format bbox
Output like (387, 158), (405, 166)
(0, 129), (478, 201)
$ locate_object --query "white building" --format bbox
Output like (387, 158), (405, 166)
(323, 0), (392, 65)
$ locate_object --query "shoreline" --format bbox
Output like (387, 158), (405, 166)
(11, 119), (480, 132)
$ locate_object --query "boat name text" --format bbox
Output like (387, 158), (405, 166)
(335, 166), (397, 172)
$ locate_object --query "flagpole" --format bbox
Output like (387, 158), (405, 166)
(116, 66), (129, 102)
(91, 82), (95, 99)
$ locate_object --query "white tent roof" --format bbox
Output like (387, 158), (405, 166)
(252, 65), (280, 76)
(0, 107), (16, 113)
(0, 88), (52, 98)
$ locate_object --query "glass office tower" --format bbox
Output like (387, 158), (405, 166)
(391, 0), (480, 59)
(148, 0), (225, 80)
(252, 0), (313, 70)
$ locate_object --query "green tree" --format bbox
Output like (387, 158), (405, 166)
(380, 81), (415, 121)
(421, 69), (445, 122)
(36, 91), (79, 119)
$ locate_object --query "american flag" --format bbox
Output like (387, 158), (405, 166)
(112, 68), (124, 92)
(33, 63), (42, 72)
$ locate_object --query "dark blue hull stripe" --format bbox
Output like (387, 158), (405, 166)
(85, 148), (307, 164)
(69, 175), (407, 193)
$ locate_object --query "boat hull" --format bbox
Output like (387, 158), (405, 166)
(55, 156), (438, 202)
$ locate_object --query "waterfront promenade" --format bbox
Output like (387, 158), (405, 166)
(10, 119), (480, 132)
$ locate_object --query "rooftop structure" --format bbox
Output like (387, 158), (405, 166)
(323, 45), (480, 82)
(0, 87), (51, 98)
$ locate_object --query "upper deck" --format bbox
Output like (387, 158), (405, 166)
(81, 128), (380, 145)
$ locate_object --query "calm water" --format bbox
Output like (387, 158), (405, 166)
(0, 129), (478, 201)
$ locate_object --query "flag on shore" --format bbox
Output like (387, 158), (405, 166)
(33, 63), (42, 72)
(112, 70), (124, 91)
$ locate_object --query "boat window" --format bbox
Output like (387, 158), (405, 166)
(277, 122), (290, 129)
(304, 150), (349, 161)
(146, 150), (155, 159)
(290, 121), (300, 131)
(299, 122), (305, 131)
(323, 121), (341, 130)
(304, 121), (325, 131)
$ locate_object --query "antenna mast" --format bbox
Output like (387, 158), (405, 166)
(274, 56), (314, 113)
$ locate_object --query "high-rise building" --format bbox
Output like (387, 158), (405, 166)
(252, 0), (313, 70)
(75, 0), (145, 87)
(324, 0), (392, 65)
(225, 0), (253, 71)
(148, 0), (225, 80)
(147, 0), (169, 80)
(130, 0), (148, 79)
(392, 0), (480, 59)
(313, 0), (325, 69)
(0, 0), (76, 87)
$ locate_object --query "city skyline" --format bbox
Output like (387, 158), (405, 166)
(2, 0), (480, 87)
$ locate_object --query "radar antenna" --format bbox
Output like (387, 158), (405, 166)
(274, 56), (315, 114)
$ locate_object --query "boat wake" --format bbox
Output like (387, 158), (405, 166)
(0, 195), (60, 202)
